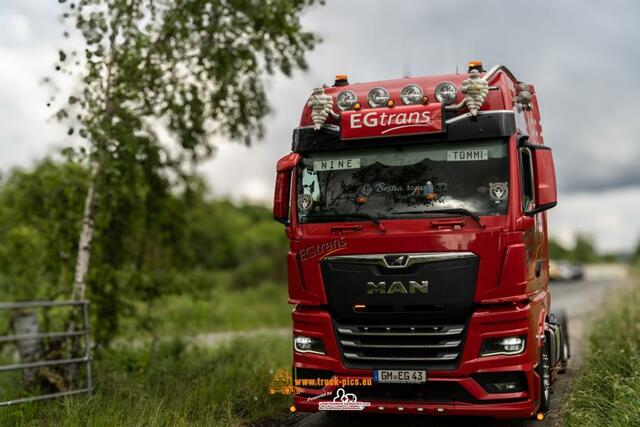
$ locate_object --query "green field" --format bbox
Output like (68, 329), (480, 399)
(0, 274), (293, 426)
(120, 279), (291, 339)
(563, 284), (640, 426)
(0, 335), (292, 427)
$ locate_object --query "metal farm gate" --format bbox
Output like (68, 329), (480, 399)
(0, 300), (92, 407)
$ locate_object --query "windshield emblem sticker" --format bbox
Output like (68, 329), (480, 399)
(299, 193), (314, 212)
(423, 180), (439, 201)
(447, 149), (489, 161)
(314, 158), (361, 171)
(489, 182), (509, 201)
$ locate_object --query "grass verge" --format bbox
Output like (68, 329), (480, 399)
(563, 284), (640, 426)
(119, 278), (291, 339)
(0, 335), (292, 427)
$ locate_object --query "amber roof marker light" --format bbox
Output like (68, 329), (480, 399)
(468, 60), (485, 73)
(334, 74), (349, 86)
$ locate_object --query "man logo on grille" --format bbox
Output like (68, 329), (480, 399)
(384, 255), (409, 268)
(367, 281), (429, 295)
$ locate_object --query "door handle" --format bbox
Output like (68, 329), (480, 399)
(535, 260), (542, 278)
(331, 224), (363, 234)
(431, 219), (466, 230)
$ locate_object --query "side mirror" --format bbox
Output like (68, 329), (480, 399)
(531, 146), (557, 212)
(273, 153), (301, 224)
(521, 139), (557, 215)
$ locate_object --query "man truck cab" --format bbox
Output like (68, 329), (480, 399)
(273, 62), (568, 419)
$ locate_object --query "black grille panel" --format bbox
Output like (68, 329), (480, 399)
(321, 252), (478, 323)
(335, 321), (467, 370)
(322, 252), (477, 370)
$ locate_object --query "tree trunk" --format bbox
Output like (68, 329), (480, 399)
(63, 160), (100, 385)
(72, 161), (100, 302)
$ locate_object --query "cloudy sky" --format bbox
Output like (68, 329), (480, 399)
(1, 1), (639, 253)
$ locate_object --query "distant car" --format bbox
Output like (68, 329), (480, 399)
(549, 260), (584, 281)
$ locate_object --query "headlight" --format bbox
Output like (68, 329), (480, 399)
(336, 90), (358, 111)
(367, 87), (389, 108)
(480, 336), (526, 357)
(400, 84), (424, 105)
(294, 335), (326, 355)
(434, 81), (458, 105)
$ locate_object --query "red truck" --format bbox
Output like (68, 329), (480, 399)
(273, 61), (569, 419)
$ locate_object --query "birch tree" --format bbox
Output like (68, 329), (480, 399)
(52, 0), (322, 303)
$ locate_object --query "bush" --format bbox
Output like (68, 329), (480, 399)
(563, 285), (640, 426)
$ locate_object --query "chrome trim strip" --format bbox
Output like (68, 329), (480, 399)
(445, 110), (515, 125)
(297, 124), (340, 132)
(343, 353), (458, 361)
(482, 64), (518, 84)
(340, 340), (461, 349)
(337, 326), (464, 337)
(324, 252), (475, 269)
(294, 348), (326, 356)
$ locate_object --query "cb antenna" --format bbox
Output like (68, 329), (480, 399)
(402, 45), (411, 77)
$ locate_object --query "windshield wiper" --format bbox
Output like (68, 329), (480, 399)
(394, 208), (486, 228)
(304, 213), (386, 233)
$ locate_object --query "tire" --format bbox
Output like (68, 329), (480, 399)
(536, 340), (552, 414)
(558, 311), (570, 373)
(560, 311), (570, 359)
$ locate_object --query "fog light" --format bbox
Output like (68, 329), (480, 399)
(492, 382), (520, 392)
(473, 371), (527, 394)
(294, 335), (326, 355)
(480, 336), (526, 356)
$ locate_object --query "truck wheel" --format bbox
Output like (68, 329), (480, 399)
(558, 311), (570, 373)
(537, 340), (552, 414)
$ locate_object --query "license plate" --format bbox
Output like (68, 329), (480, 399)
(374, 369), (426, 384)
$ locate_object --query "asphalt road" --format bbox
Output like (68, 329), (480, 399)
(286, 267), (629, 427)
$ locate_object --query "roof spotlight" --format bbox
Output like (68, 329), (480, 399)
(336, 90), (358, 111)
(434, 81), (458, 105)
(400, 84), (424, 105)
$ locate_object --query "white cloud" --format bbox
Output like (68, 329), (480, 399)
(0, 2), (68, 171)
(1, 13), (32, 44)
(548, 186), (640, 253)
(2, 0), (640, 253)
(0, 44), (66, 170)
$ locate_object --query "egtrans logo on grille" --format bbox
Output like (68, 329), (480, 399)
(340, 103), (443, 140)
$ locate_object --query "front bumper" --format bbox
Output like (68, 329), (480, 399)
(291, 301), (543, 419)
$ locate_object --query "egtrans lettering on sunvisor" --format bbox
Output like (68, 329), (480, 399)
(340, 103), (443, 140)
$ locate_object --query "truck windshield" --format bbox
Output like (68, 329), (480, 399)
(297, 139), (509, 223)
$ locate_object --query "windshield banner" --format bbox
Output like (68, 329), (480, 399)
(340, 103), (443, 140)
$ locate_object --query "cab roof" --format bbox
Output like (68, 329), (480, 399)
(298, 65), (532, 128)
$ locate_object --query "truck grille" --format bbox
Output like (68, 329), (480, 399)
(321, 252), (478, 323)
(335, 321), (467, 370)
